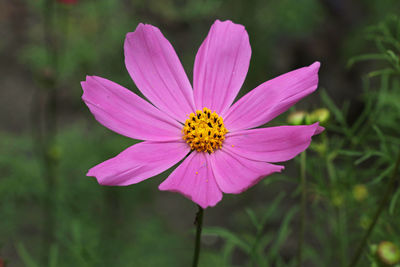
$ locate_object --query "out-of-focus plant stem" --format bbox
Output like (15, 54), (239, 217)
(192, 205), (204, 267)
(250, 219), (263, 266)
(37, 0), (60, 261)
(348, 151), (400, 267)
(297, 151), (307, 267)
(338, 203), (348, 266)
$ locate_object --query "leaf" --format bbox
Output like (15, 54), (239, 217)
(350, 77), (373, 133)
(267, 206), (298, 260)
(245, 208), (261, 231)
(337, 150), (363, 157)
(263, 174), (295, 186)
(320, 90), (346, 126)
(16, 243), (40, 267)
(389, 188), (400, 215)
(372, 124), (388, 154)
(203, 227), (251, 254)
(260, 192), (286, 227)
(257, 233), (274, 254)
(368, 164), (394, 185)
(48, 244), (59, 267)
(248, 193), (286, 265)
(222, 241), (236, 267)
(387, 50), (400, 64)
(354, 151), (385, 165)
(347, 53), (388, 68)
(367, 68), (396, 78)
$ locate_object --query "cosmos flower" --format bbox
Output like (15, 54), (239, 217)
(82, 20), (323, 208)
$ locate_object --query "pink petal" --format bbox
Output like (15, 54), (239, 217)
(225, 123), (323, 162)
(193, 20), (251, 116)
(159, 152), (222, 209)
(124, 24), (196, 123)
(87, 141), (190, 186)
(224, 62), (320, 131)
(82, 76), (183, 141)
(210, 149), (284, 194)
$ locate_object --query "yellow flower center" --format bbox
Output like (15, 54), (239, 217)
(182, 107), (228, 153)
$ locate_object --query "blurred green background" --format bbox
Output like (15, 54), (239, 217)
(1, 0), (400, 266)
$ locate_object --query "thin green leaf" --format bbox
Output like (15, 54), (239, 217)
(16, 243), (40, 267)
(245, 208), (261, 231)
(372, 124), (388, 154)
(203, 227), (251, 254)
(267, 207), (298, 260)
(347, 53), (388, 68)
(354, 151), (385, 165)
(337, 150), (363, 157)
(320, 90), (346, 126)
(222, 241), (236, 267)
(389, 188), (400, 215)
(260, 192), (286, 227)
(367, 68), (396, 78)
(263, 174), (295, 186)
(368, 164), (394, 185)
(48, 244), (59, 267)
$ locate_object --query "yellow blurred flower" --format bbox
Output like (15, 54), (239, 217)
(353, 184), (368, 202)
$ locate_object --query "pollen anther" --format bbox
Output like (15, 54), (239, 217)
(182, 107), (228, 153)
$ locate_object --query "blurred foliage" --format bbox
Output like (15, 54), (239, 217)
(1, 0), (400, 266)
(1, 125), (191, 266)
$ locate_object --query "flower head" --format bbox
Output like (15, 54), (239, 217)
(82, 20), (323, 208)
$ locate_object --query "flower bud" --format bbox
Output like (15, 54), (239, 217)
(306, 108), (330, 125)
(47, 145), (62, 161)
(353, 184), (368, 202)
(377, 241), (400, 265)
(331, 191), (344, 207)
(287, 111), (307, 125)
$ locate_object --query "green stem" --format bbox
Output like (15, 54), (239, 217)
(41, 0), (62, 261)
(297, 152), (307, 267)
(192, 205), (204, 267)
(338, 204), (348, 266)
(42, 0), (56, 254)
(348, 151), (400, 267)
(250, 224), (263, 266)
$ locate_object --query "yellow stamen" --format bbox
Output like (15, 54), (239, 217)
(182, 107), (228, 153)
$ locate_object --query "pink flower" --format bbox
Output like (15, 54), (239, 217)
(82, 20), (323, 208)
